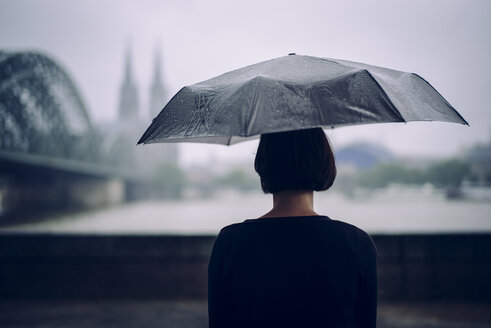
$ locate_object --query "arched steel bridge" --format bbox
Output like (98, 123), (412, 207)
(0, 50), (140, 179)
(0, 51), (153, 215)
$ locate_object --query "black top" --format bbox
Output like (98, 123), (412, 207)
(208, 216), (377, 328)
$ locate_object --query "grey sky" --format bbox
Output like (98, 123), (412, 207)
(1, 0), (490, 165)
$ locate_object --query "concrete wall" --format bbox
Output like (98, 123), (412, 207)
(0, 233), (490, 302)
(374, 234), (491, 302)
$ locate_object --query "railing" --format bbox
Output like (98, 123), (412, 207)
(0, 233), (490, 302)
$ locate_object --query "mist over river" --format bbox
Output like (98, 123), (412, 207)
(2, 187), (490, 235)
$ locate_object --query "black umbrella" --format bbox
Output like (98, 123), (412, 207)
(138, 54), (468, 145)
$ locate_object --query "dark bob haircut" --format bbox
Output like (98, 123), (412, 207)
(254, 127), (337, 194)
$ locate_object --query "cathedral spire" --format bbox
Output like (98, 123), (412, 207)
(118, 45), (139, 121)
(153, 47), (162, 85)
(124, 48), (133, 81)
(149, 46), (166, 118)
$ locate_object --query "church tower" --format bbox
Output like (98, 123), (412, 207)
(147, 46), (179, 165)
(148, 48), (166, 118)
(118, 47), (139, 121)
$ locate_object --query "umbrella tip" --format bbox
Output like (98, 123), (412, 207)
(288, 53), (296, 56)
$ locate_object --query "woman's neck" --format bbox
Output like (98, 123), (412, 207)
(261, 190), (318, 218)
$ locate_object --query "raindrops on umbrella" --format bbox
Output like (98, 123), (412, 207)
(138, 54), (468, 146)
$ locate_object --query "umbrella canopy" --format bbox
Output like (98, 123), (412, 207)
(138, 54), (468, 145)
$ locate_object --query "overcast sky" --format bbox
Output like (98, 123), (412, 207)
(1, 0), (490, 166)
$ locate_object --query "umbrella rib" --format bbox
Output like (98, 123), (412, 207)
(363, 70), (406, 123)
(318, 57), (362, 71)
(411, 73), (469, 126)
(245, 77), (261, 137)
(315, 57), (407, 123)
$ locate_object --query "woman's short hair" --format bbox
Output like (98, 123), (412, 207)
(254, 127), (337, 194)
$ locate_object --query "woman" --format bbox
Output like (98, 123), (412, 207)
(208, 128), (377, 328)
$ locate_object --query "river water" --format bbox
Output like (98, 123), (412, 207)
(2, 187), (491, 235)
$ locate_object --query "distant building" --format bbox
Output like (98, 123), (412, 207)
(118, 48), (139, 121)
(103, 45), (178, 170)
(466, 142), (491, 183)
(335, 142), (394, 170)
(148, 48), (166, 119)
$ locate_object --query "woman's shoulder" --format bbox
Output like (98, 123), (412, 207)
(329, 218), (372, 236)
(218, 221), (243, 235)
(218, 216), (370, 238)
(329, 219), (377, 254)
(214, 221), (248, 243)
(214, 216), (376, 257)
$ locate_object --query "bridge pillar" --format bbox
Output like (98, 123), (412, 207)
(0, 176), (125, 217)
(66, 178), (125, 208)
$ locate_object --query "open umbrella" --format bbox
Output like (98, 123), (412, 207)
(138, 54), (468, 145)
